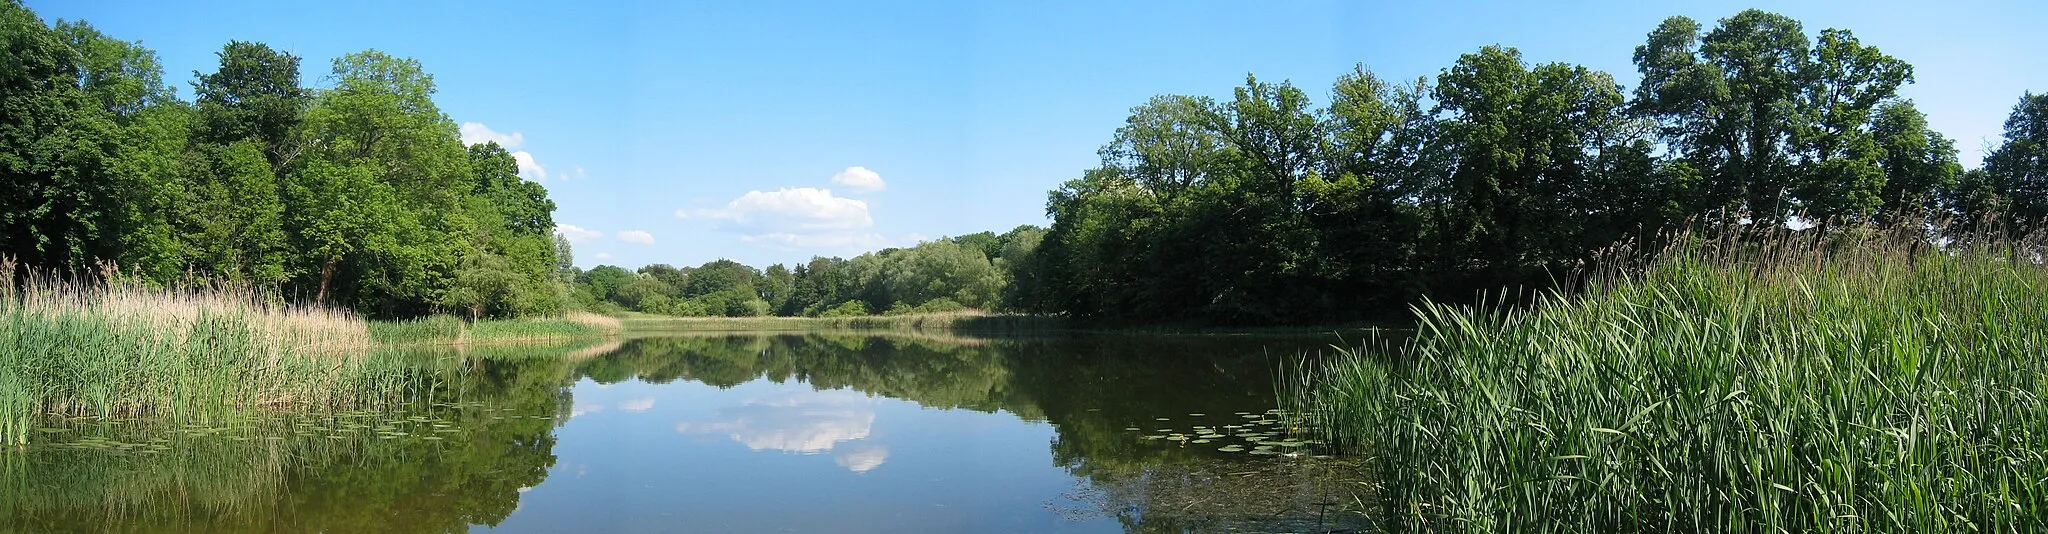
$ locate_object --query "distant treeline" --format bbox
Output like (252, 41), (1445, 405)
(1025, 9), (2048, 324)
(563, 226), (1044, 317)
(0, 2), (564, 318)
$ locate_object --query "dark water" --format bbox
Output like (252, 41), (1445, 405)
(2, 333), (1371, 533)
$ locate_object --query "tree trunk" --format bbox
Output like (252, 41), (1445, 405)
(316, 256), (337, 304)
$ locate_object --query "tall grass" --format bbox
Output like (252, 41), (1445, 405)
(0, 264), (406, 446)
(1290, 227), (2048, 531)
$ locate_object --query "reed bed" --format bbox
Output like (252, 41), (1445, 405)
(368, 311), (621, 346)
(620, 311), (1064, 333)
(1290, 228), (2048, 531)
(0, 265), (405, 446)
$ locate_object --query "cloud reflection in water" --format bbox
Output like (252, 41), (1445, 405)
(675, 390), (889, 472)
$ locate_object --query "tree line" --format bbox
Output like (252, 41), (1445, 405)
(0, 1), (565, 318)
(560, 225), (1044, 317)
(1025, 9), (2048, 324)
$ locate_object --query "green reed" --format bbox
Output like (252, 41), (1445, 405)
(0, 266), (409, 447)
(1290, 227), (2048, 531)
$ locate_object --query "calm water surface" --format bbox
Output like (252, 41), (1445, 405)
(4, 333), (1370, 533)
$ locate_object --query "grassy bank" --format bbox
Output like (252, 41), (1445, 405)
(1289, 229), (2048, 531)
(0, 275), (409, 446)
(368, 312), (622, 346)
(620, 311), (1067, 334)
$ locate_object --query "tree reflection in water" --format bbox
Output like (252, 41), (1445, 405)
(3, 333), (1366, 533)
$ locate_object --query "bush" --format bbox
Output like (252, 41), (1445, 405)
(815, 301), (868, 318)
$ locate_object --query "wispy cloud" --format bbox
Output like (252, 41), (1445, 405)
(830, 166), (886, 193)
(555, 224), (602, 242)
(616, 230), (656, 245)
(460, 122), (524, 149)
(620, 397), (656, 413)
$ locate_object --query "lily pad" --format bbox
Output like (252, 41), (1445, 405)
(1218, 445), (1245, 452)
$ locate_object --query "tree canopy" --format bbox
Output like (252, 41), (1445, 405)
(0, 2), (566, 318)
(1028, 9), (2037, 325)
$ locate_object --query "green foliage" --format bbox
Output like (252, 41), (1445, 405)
(0, 3), (568, 320)
(1983, 93), (2048, 231)
(573, 265), (633, 302)
(1034, 9), (2022, 326)
(816, 300), (869, 318)
(571, 231), (1044, 319)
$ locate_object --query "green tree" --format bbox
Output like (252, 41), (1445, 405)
(1983, 93), (2048, 232)
(613, 275), (676, 313)
(1634, 10), (1808, 224)
(1788, 28), (1912, 225)
(635, 264), (689, 297)
(0, 4), (122, 271)
(681, 260), (757, 299)
(183, 140), (288, 284)
(1870, 101), (1961, 224)
(192, 41), (308, 170)
(576, 265), (634, 302)
(1429, 45), (1632, 288)
(288, 49), (475, 315)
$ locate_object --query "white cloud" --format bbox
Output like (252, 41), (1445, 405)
(617, 230), (655, 245)
(562, 165), (587, 181)
(830, 166), (885, 193)
(740, 232), (889, 248)
(593, 252), (614, 260)
(619, 397), (656, 413)
(675, 390), (877, 453)
(512, 151), (547, 182)
(460, 122), (524, 149)
(678, 187), (872, 232)
(571, 403), (604, 418)
(555, 224), (602, 242)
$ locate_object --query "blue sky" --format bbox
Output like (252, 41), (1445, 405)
(29, 0), (2047, 270)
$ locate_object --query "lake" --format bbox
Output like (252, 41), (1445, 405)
(2, 333), (1371, 533)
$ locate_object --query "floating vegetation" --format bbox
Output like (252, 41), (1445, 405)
(1122, 410), (1324, 457)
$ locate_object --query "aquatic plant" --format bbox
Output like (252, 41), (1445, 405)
(1291, 227), (2048, 531)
